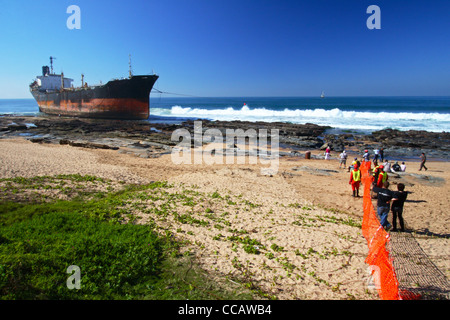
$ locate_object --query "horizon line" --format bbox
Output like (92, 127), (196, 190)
(2, 95), (450, 100)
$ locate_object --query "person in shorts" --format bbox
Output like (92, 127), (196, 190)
(339, 150), (348, 168)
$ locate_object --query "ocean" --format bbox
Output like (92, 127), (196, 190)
(1, 96), (449, 133)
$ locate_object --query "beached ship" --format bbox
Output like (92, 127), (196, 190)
(29, 57), (159, 120)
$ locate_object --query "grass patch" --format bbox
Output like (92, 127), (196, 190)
(0, 176), (255, 300)
(0, 205), (165, 299)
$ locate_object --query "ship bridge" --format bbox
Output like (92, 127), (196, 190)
(34, 65), (73, 91)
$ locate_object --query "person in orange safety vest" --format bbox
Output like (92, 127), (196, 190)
(349, 163), (362, 197)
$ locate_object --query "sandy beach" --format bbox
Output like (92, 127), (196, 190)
(0, 136), (448, 300)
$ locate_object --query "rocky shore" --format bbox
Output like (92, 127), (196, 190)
(1, 115), (449, 161)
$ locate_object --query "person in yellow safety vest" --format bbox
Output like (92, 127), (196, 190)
(349, 163), (362, 197)
(372, 164), (381, 185)
(376, 164), (388, 188)
(348, 157), (360, 172)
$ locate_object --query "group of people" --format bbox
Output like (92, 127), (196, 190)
(332, 147), (430, 232)
(373, 181), (408, 232)
(340, 148), (409, 232)
(340, 150), (407, 174)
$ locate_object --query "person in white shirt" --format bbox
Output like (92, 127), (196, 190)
(374, 148), (380, 162)
(339, 150), (348, 168)
(383, 160), (391, 173)
(400, 162), (406, 172)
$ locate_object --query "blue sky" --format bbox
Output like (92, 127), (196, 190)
(0, 0), (449, 98)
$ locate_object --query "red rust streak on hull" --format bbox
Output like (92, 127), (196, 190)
(38, 98), (149, 120)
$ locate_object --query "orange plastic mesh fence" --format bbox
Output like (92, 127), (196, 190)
(360, 161), (400, 300)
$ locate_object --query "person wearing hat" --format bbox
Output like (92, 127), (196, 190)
(348, 157), (360, 172)
(363, 150), (370, 162)
(349, 163), (362, 197)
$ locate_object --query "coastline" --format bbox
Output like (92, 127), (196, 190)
(0, 114), (449, 299)
(1, 114), (449, 160)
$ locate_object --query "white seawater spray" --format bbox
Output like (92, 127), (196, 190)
(151, 105), (450, 133)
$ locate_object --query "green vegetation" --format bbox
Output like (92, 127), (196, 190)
(0, 176), (254, 300)
(0, 173), (367, 300)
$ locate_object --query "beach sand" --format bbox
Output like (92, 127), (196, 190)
(1, 138), (448, 299)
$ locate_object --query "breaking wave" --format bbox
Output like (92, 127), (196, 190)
(151, 105), (450, 132)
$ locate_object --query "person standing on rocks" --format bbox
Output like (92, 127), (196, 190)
(363, 149), (370, 162)
(419, 152), (428, 171)
(380, 148), (385, 162)
(373, 148), (380, 162)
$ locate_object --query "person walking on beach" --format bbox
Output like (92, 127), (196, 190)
(419, 152), (428, 171)
(372, 181), (398, 230)
(391, 183), (408, 232)
(349, 163), (361, 197)
(339, 150), (348, 168)
(380, 148), (385, 162)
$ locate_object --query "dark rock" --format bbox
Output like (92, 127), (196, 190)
(1, 115), (448, 160)
(30, 138), (52, 144)
(7, 124), (28, 131)
(60, 139), (119, 150)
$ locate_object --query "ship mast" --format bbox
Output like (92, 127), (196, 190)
(128, 54), (133, 78)
(50, 56), (56, 74)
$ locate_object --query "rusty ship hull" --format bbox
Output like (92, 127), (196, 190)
(30, 75), (159, 120)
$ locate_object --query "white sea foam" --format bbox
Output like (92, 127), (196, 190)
(151, 105), (450, 132)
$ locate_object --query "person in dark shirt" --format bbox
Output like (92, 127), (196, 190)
(372, 181), (398, 230)
(419, 152), (428, 171)
(391, 161), (401, 172)
(391, 183), (408, 232)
